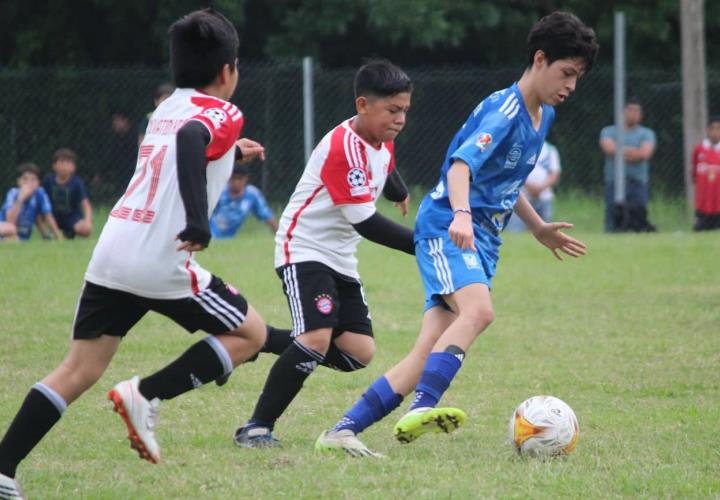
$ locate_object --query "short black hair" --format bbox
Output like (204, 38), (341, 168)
(169, 9), (239, 88)
(232, 163), (250, 177)
(526, 11), (599, 72)
(626, 96), (642, 107)
(52, 148), (77, 165)
(17, 162), (41, 180)
(708, 114), (720, 125)
(354, 58), (412, 99)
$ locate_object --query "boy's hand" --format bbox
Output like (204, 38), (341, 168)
(448, 211), (475, 251)
(532, 222), (587, 260)
(236, 138), (266, 164)
(18, 178), (39, 201)
(176, 227), (210, 252)
(394, 195), (410, 217)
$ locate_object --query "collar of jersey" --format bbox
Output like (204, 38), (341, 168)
(344, 117), (384, 151)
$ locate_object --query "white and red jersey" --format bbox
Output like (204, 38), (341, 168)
(86, 88), (244, 299)
(692, 139), (720, 214)
(275, 118), (395, 278)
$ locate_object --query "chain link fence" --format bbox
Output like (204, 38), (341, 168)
(1, 62), (719, 216)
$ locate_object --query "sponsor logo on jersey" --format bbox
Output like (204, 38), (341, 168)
(526, 153), (537, 165)
(201, 108), (228, 128)
(504, 143), (523, 169)
(475, 132), (493, 152)
(315, 294), (334, 315)
(462, 253), (481, 270)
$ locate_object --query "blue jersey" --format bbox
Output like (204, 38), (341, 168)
(210, 184), (273, 239)
(415, 83), (555, 241)
(42, 174), (88, 230)
(0, 187), (53, 240)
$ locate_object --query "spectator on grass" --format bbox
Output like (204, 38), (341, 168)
(138, 83), (175, 145)
(210, 162), (277, 238)
(42, 148), (93, 238)
(599, 98), (657, 232)
(506, 140), (562, 232)
(0, 163), (63, 241)
(691, 115), (720, 231)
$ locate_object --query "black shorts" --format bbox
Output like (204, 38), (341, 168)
(694, 211), (720, 231)
(72, 276), (249, 339)
(276, 262), (373, 338)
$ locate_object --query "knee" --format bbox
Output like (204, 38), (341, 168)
(297, 329), (332, 355)
(350, 342), (375, 366)
(461, 305), (494, 334)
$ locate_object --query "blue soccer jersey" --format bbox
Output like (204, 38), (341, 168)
(210, 184), (273, 239)
(415, 83), (555, 241)
(0, 187), (53, 240)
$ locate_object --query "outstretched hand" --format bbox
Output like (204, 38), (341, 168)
(532, 222), (587, 260)
(236, 138), (266, 164)
(394, 195), (410, 217)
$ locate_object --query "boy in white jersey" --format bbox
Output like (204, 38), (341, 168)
(0, 9), (269, 497)
(233, 59), (415, 449)
(316, 12), (598, 457)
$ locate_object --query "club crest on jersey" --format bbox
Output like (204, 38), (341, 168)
(504, 143), (523, 169)
(315, 294), (334, 315)
(201, 108), (228, 128)
(476, 132), (493, 152)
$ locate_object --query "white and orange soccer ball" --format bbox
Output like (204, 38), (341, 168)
(508, 395), (579, 457)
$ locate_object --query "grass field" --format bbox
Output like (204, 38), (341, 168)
(0, 198), (718, 498)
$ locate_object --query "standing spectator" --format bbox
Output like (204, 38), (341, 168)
(104, 111), (138, 196)
(506, 140), (562, 232)
(692, 115), (720, 231)
(210, 162), (277, 238)
(42, 148), (93, 238)
(599, 98), (657, 232)
(0, 163), (63, 241)
(138, 83), (175, 145)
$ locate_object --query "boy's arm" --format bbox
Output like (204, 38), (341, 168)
(447, 160), (475, 251)
(383, 168), (410, 217)
(176, 120), (212, 251)
(5, 186), (34, 224)
(81, 198), (93, 227)
(350, 211), (415, 255)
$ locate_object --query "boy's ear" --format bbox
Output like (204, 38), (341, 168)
(355, 96), (368, 115)
(533, 49), (548, 69)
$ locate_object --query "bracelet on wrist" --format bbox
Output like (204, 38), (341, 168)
(453, 208), (472, 216)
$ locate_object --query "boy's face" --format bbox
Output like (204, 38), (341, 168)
(624, 104), (643, 127)
(534, 53), (585, 106)
(709, 121), (720, 144)
(356, 92), (412, 144)
(17, 172), (39, 191)
(53, 159), (76, 178)
(229, 174), (248, 193)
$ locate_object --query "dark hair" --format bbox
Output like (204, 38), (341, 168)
(17, 162), (41, 179)
(708, 114), (720, 125)
(169, 9), (239, 88)
(232, 162), (250, 177)
(626, 96), (642, 108)
(155, 83), (175, 100)
(526, 11), (598, 72)
(354, 58), (412, 99)
(52, 148), (77, 165)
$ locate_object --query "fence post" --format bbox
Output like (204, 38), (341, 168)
(680, 0), (707, 219)
(613, 11), (626, 204)
(303, 56), (315, 163)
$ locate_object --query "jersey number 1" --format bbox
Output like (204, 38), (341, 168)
(110, 145), (168, 224)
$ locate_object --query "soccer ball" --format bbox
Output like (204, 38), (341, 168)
(508, 395), (579, 457)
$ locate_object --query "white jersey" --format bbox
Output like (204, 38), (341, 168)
(275, 118), (395, 278)
(86, 88), (244, 299)
(524, 141), (561, 201)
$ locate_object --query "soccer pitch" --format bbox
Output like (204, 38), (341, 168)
(0, 218), (718, 498)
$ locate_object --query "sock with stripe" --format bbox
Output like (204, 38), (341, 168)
(248, 339), (324, 430)
(261, 325), (294, 355)
(139, 336), (229, 401)
(332, 376), (402, 434)
(409, 345), (465, 410)
(0, 384), (66, 478)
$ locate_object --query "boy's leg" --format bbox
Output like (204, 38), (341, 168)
(0, 336), (120, 479)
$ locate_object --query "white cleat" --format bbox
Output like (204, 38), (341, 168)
(315, 429), (384, 458)
(0, 473), (24, 500)
(108, 375), (161, 464)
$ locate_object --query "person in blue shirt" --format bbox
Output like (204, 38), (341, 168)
(315, 11), (598, 457)
(42, 148), (93, 239)
(0, 163), (64, 241)
(210, 163), (277, 238)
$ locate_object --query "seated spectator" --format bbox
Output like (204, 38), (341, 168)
(210, 163), (277, 238)
(42, 148), (93, 238)
(506, 140), (561, 232)
(692, 115), (720, 231)
(0, 163), (63, 241)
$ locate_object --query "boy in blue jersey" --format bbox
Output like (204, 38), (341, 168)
(316, 11), (598, 456)
(210, 162), (277, 238)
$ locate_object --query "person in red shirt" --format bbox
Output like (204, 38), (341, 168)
(692, 115), (720, 231)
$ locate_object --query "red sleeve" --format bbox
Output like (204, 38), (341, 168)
(692, 144), (701, 180)
(320, 127), (372, 205)
(190, 96), (244, 161)
(385, 141), (396, 174)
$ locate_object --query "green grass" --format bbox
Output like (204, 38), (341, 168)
(0, 200), (718, 498)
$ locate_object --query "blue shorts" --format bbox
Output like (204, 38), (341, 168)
(415, 234), (499, 311)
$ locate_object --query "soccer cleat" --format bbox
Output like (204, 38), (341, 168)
(315, 429), (383, 458)
(108, 376), (161, 464)
(393, 407), (466, 444)
(233, 425), (282, 449)
(0, 473), (23, 500)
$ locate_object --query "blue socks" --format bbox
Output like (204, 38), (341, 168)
(409, 347), (464, 410)
(333, 376), (402, 434)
